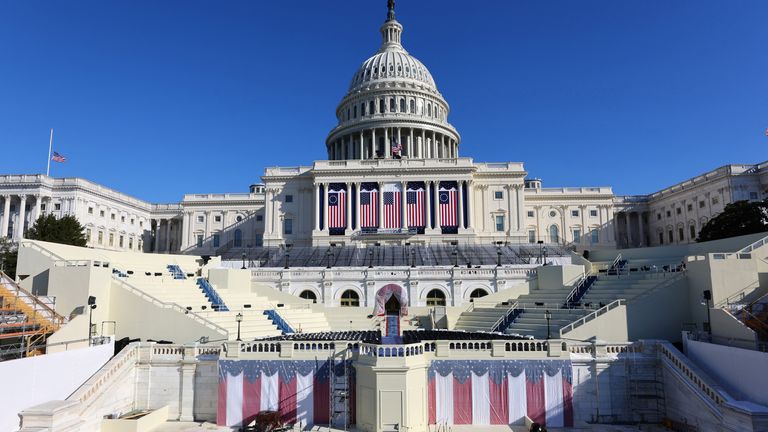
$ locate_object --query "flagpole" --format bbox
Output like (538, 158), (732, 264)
(46, 128), (53, 176)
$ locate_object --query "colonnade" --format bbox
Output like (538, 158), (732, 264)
(0, 194), (48, 240)
(151, 218), (181, 253)
(312, 180), (473, 234)
(328, 127), (458, 160)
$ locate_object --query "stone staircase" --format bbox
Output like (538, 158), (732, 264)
(454, 306), (509, 332)
(276, 307), (331, 333)
(505, 308), (590, 339)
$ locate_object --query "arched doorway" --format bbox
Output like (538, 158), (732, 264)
(340, 290), (359, 307)
(234, 229), (242, 248)
(469, 288), (488, 302)
(385, 295), (401, 315)
(426, 289), (446, 306)
(299, 290), (317, 303)
(549, 225), (559, 244)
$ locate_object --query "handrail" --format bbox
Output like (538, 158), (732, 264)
(111, 276), (227, 336)
(715, 280), (761, 308)
(564, 273), (588, 305)
(560, 299), (625, 335)
(610, 253), (622, 270)
(0, 271), (66, 327)
(264, 309), (295, 334)
(20, 240), (67, 262)
(490, 301), (521, 333)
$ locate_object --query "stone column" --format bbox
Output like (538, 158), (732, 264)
(409, 128), (414, 158)
(457, 180), (465, 230)
(323, 184), (329, 232)
(422, 129), (427, 158)
(359, 131), (364, 160)
(355, 182), (361, 230)
(560, 206), (568, 244)
(17, 195), (27, 240)
(314, 184), (320, 231)
(165, 220), (172, 252)
(580, 205), (587, 246)
(384, 128), (390, 159)
(378, 182), (384, 228)
(506, 186), (514, 235)
(372, 128), (377, 158)
(181, 211), (190, 249)
(179, 352), (197, 422)
(345, 183), (353, 233)
(401, 181), (408, 229)
(425, 181), (432, 230)
(466, 180), (473, 229)
(515, 185), (523, 233)
(1, 195), (11, 238)
(637, 209), (644, 246)
(31, 194), (42, 224)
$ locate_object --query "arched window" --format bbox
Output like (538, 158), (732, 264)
(369, 101), (375, 115)
(399, 99), (406, 112)
(340, 290), (360, 307)
(361, 103), (366, 116)
(390, 98), (396, 112)
(299, 290), (317, 303)
(549, 225), (559, 244)
(427, 104), (432, 117)
(234, 229), (242, 248)
(469, 288), (488, 299)
(409, 99), (415, 113)
(380, 99), (385, 113)
(426, 289), (446, 306)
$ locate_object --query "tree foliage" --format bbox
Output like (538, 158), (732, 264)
(0, 237), (17, 278)
(697, 200), (768, 242)
(25, 214), (87, 247)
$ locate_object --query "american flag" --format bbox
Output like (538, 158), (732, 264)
(407, 183), (425, 227)
(327, 188), (346, 228)
(360, 185), (378, 228)
(51, 151), (66, 163)
(391, 136), (402, 156)
(439, 184), (458, 227)
(383, 190), (401, 228)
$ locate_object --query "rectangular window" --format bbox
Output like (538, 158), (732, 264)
(666, 210), (671, 218)
(690, 225), (696, 239)
(495, 215), (504, 232)
(131, 219), (134, 225)
(571, 210), (579, 217)
(100, 210), (105, 217)
(129, 237), (133, 250)
(699, 201), (705, 208)
(527, 211), (534, 218)
(88, 207), (94, 214)
(256, 215), (263, 222)
(139, 221), (144, 228)
(54, 203), (61, 211)
(109, 233), (114, 246)
(196, 234), (203, 248)
(659, 232), (664, 245)
(197, 215), (204, 223)
(678, 227), (684, 242)
(213, 234), (220, 248)
(687, 204), (693, 211)
(86, 228), (92, 241)
(528, 230), (536, 243)
(668, 230), (673, 243)
(111, 213), (116, 220)
(41, 204), (46, 211)
(215, 215), (222, 222)
(712, 197), (719, 205)
(285, 195), (294, 203)
(494, 191), (503, 200)
(573, 229), (581, 243)
(119, 235), (124, 248)
(98, 231), (103, 245)
(676, 208), (681, 215)
(657, 213), (661, 220)
(591, 230), (599, 244)
(284, 218), (293, 235)
(121, 216), (125, 222)
(589, 210), (597, 217)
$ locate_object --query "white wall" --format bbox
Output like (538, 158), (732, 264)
(685, 338), (768, 407)
(0, 341), (114, 432)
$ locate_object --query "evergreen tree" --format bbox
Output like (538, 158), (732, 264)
(25, 214), (87, 247)
(697, 200), (768, 242)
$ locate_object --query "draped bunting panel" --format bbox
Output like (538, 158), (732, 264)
(373, 283), (409, 316)
(217, 360), (356, 428)
(428, 360), (573, 427)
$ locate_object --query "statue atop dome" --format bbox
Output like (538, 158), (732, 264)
(387, 0), (396, 22)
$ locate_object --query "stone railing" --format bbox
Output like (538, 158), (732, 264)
(252, 265), (536, 284)
(658, 341), (729, 413)
(560, 299), (626, 336)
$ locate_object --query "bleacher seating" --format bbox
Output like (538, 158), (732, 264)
(222, 243), (570, 268)
(401, 329), (531, 344)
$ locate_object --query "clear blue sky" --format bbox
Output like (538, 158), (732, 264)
(1, 1), (766, 203)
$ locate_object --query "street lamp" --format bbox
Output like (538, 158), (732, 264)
(284, 252), (290, 269)
(410, 248), (416, 268)
(241, 252), (246, 270)
(368, 248), (374, 268)
(545, 309), (552, 340)
(542, 246), (548, 266)
(236, 312), (243, 341)
(87, 296), (97, 345)
(452, 249), (458, 267)
(496, 243), (502, 267)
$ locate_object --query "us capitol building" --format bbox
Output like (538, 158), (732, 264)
(0, 2), (766, 256)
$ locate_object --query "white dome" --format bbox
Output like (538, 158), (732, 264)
(348, 48), (438, 94)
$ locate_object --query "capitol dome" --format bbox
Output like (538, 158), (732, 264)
(326, 1), (460, 161)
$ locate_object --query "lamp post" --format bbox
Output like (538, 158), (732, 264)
(368, 248), (374, 268)
(87, 296), (97, 346)
(284, 252), (290, 269)
(537, 240), (544, 264)
(326, 248), (332, 269)
(236, 312), (243, 341)
(410, 248), (416, 268)
(496, 244), (502, 267)
(452, 249), (458, 267)
(542, 246), (548, 266)
(545, 309), (552, 340)
(241, 252), (246, 270)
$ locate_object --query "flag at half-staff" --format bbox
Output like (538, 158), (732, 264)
(51, 151), (66, 163)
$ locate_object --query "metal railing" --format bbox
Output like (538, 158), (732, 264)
(490, 302), (522, 333)
(737, 234), (768, 254)
(560, 299), (625, 336)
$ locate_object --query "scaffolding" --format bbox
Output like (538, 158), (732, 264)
(329, 348), (351, 431)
